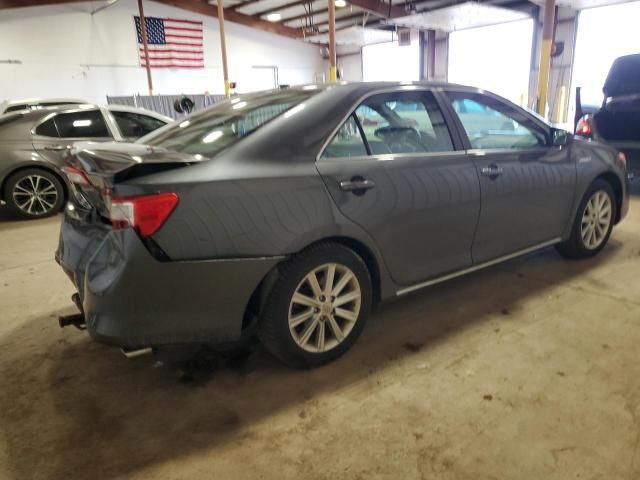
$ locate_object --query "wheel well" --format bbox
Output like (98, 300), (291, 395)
(1, 165), (68, 202)
(596, 172), (623, 224)
(241, 236), (383, 332)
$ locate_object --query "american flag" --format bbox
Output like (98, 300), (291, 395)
(134, 16), (204, 68)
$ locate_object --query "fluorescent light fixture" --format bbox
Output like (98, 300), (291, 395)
(266, 13), (281, 22)
(335, 0), (347, 7)
(304, 26), (393, 46)
(232, 101), (248, 110)
(389, 2), (529, 32)
(203, 130), (223, 143)
(73, 120), (92, 127)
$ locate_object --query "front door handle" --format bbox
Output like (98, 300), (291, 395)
(339, 177), (376, 194)
(44, 145), (67, 151)
(480, 164), (503, 179)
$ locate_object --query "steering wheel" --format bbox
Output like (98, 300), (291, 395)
(374, 126), (423, 153)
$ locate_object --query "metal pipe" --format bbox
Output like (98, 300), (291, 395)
(137, 0), (154, 96)
(536, 0), (555, 116)
(217, 0), (231, 97)
(426, 29), (436, 81)
(328, 0), (337, 82)
(121, 347), (154, 359)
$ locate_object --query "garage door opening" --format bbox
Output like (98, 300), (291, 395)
(571, 1), (640, 109)
(362, 40), (420, 81)
(448, 19), (534, 106)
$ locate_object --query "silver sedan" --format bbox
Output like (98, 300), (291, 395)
(0, 104), (172, 219)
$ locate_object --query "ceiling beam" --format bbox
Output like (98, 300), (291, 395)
(303, 10), (367, 27)
(0, 0), (86, 8)
(253, 0), (313, 16)
(155, 0), (303, 37)
(228, 0), (263, 10)
(281, 6), (327, 23)
(344, 0), (405, 17)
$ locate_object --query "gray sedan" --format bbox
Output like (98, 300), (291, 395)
(0, 104), (171, 218)
(55, 82), (629, 368)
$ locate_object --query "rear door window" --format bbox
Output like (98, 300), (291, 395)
(322, 115), (368, 159)
(34, 118), (60, 137)
(53, 110), (111, 138)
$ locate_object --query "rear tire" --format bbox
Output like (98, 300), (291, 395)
(258, 242), (372, 369)
(4, 168), (65, 219)
(556, 179), (616, 259)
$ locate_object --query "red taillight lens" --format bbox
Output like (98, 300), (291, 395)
(575, 116), (592, 137)
(62, 166), (91, 186)
(617, 152), (627, 167)
(109, 192), (179, 238)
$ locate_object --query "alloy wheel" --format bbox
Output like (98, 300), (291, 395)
(11, 174), (59, 216)
(580, 190), (612, 250)
(288, 263), (362, 353)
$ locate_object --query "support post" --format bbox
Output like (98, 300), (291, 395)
(217, 0), (230, 97)
(328, 0), (337, 82)
(536, 0), (555, 116)
(137, 0), (153, 96)
(426, 29), (436, 81)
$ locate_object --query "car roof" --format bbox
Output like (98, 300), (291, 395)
(3, 104), (172, 122)
(5, 97), (87, 106)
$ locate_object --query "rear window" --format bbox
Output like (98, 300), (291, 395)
(139, 90), (317, 157)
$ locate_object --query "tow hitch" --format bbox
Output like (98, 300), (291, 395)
(58, 293), (86, 330)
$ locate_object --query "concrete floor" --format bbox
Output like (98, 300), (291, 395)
(0, 191), (639, 480)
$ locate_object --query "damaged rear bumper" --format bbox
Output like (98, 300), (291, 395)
(55, 206), (282, 349)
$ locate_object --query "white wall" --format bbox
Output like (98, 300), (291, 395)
(337, 52), (362, 82)
(0, 0), (325, 104)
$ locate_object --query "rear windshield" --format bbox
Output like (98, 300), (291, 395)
(139, 90), (316, 157)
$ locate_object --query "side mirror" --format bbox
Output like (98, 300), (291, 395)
(552, 128), (571, 146)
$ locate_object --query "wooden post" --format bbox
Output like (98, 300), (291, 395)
(328, 0), (337, 82)
(217, 0), (230, 97)
(137, 0), (154, 96)
(536, 0), (555, 116)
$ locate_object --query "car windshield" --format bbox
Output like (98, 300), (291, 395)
(138, 89), (317, 157)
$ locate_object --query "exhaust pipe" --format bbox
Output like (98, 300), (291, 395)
(59, 293), (86, 330)
(120, 347), (154, 359)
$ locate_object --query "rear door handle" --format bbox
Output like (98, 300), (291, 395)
(339, 178), (376, 193)
(480, 164), (503, 179)
(44, 145), (67, 151)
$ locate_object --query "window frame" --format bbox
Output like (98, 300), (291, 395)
(317, 87), (465, 162)
(442, 88), (553, 152)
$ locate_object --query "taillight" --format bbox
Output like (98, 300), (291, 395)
(617, 152), (627, 168)
(62, 166), (91, 186)
(575, 116), (593, 138)
(109, 192), (179, 238)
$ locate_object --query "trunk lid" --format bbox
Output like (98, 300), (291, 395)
(65, 141), (204, 216)
(603, 54), (640, 98)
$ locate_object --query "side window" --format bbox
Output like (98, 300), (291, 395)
(354, 92), (453, 154)
(34, 118), (60, 137)
(449, 94), (547, 150)
(322, 115), (367, 159)
(111, 111), (167, 138)
(53, 110), (111, 138)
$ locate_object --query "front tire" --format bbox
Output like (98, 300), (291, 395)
(556, 179), (616, 259)
(4, 168), (65, 219)
(259, 242), (372, 368)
